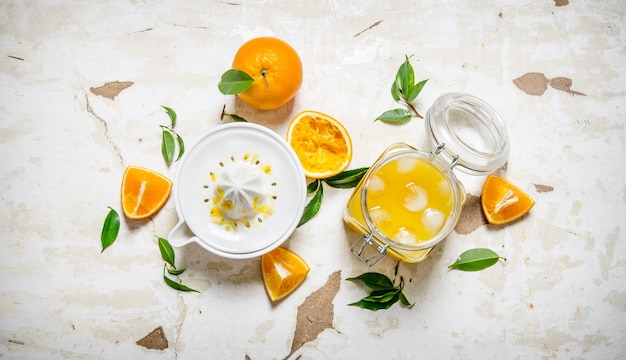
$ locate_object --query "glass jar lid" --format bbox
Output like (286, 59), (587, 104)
(424, 93), (509, 175)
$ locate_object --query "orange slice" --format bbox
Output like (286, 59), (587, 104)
(261, 247), (310, 302)
(481, 174), (535, 225)
(286, 110), (352, 179)
(121, 166), (172, 220)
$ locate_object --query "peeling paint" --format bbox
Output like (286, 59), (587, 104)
(550, 77), (586, 96)
(513, 73), (549, 96)
(534, 184), (554, 193)
(287, 271), (341, 359)
(89, 81), (134, 100)
(513, 73), (585, 96)
(136, 326), (168, 350)
(455, 193), (488, 235)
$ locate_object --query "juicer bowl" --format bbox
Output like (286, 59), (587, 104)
(168, 122), (307, 259)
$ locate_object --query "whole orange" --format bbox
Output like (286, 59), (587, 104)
(232, 37), (303, 110)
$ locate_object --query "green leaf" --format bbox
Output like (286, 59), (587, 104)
(448, 248), (504, 271)
(348, 291), (400, 311)
(395, 55), (415, 100)
(163, 273), (200, 293)
(167, 267), (186, 276)
(158, 237), (176, 268)
(346, 272), (394, 290)
(218, 69), (254, 95)
(227, 113), (248, 122)
(406, 79), (428, 102)
(174, 132), (185, 161)
(306, 179), (320, 194)
(347, 299), (388, 311)
(391, 81), (401, 102)
(362, 289), (400, 303)
(375, 108), (413, 123)
(399, 292), (414, 308)
(161, 129), (175, 163)
(298, 181), (323, 227)
(161, 106), (177, 128)
(347, 272), (414, 311)
(100, 207), (120, 253)
(323, 167), (368, 188)
(219, 105), (248, 122)
(381, 54), (427, 122)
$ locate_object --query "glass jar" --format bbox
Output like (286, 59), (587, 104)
(344, 93), (509, 266)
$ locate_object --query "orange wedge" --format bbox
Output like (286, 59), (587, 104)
(481, 174), (535, 225)
(261, 247), (310, 302)
(121, 166), (172, 220)
(286, 110), (352, 179)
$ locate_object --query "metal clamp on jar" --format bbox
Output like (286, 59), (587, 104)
(344, 93), (510, 266)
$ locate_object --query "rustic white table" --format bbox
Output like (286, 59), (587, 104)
(1, 1), (624, 359)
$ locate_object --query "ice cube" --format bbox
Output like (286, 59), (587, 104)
(402, 183), (427, 212)
(369, 206), (391, 227)
(394, 227), (418, 244)
(367, 175), (385, 197)
(396, 157), (419, 173)
(422, 208), (445, 234)
(438, 179), (451, 197)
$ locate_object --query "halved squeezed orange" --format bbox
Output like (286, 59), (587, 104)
(261, 247), (310, 301)
(286, 110), (352, 179)
(481, 174), (535, 225)
(121, 166), (172, 220)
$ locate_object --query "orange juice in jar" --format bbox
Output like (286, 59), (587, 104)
(345, 93), (510, 266)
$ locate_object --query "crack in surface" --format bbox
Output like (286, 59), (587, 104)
(130, 27), (154, 34)
(85, 92), (124, 165)
(173, 23), (209, 30)
(172, 297), (189, 360)
(354, 20), (383, 37)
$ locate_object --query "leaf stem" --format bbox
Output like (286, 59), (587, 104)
(404, 100), (423, 119)
(220, 104), (227, 121)
(261, 69), (270, 88)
